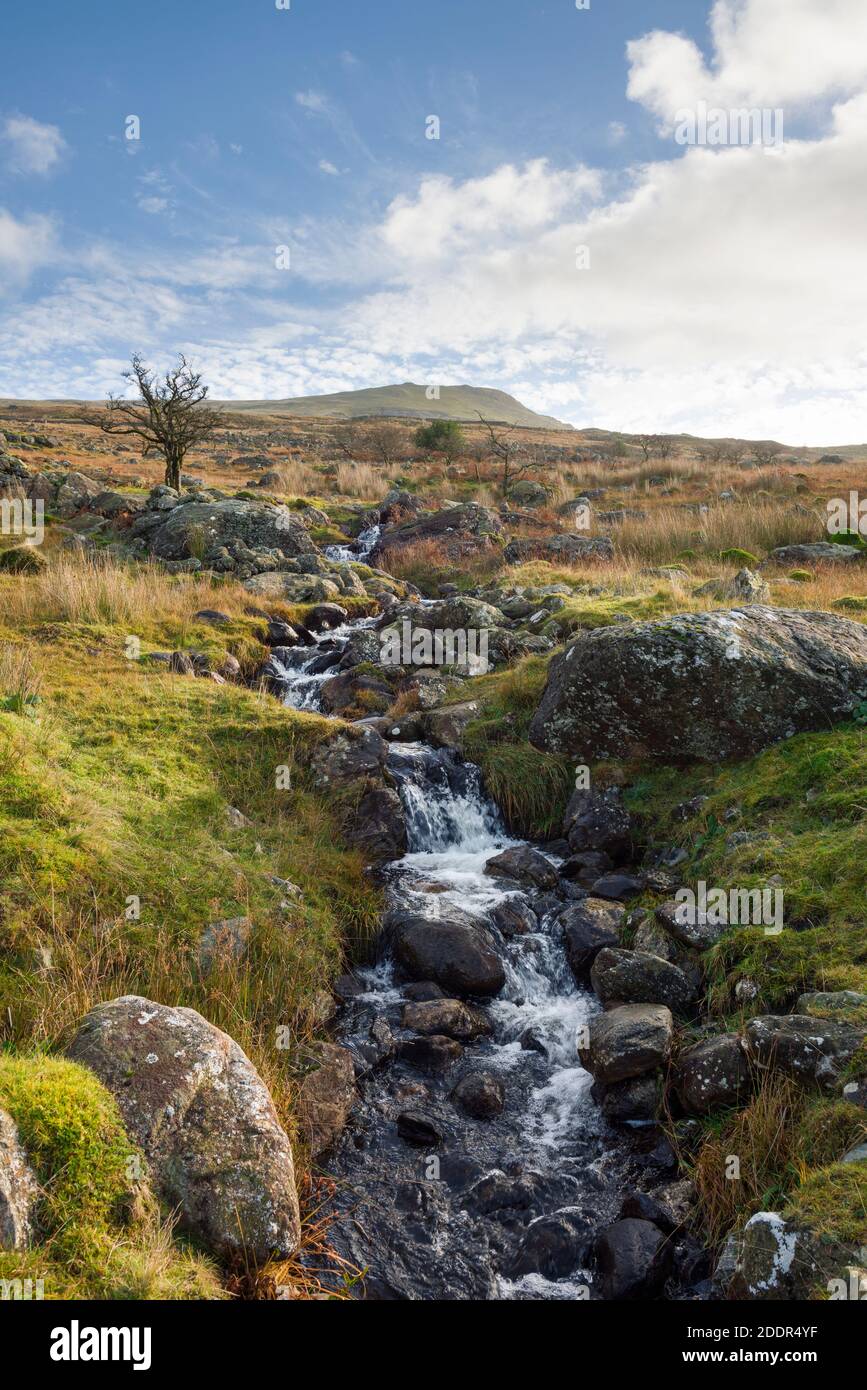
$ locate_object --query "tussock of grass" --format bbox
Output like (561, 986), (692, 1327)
(0, 1054), (223, 1299)
(689, 1074), (865, 1248)
(455, 655), (574, 837)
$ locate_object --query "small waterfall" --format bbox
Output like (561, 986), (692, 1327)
(325, 520), (381, 564)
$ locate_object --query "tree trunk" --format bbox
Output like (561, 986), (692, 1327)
(165, 451), (182, 491)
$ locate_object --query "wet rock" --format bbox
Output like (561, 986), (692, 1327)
(386, 907), (506, 998)
(451, 1072), (505, 1120)
(484, 845), (558, 890)
(402, 998), (492, 1040)
(504, 1212), (594, 1281)
(595, 1218), (673, 1299)
(579, 1004), (674, 1084)
(675, 1034), (752, 1114)
(744, 1015), (865, 1091)
(520, 1026), (549, 1058)
(461, 1170), (540, 1217)
(589, 873), (644, 901)
(619, 1191), (683, 1234)
(0, 1109), (40, 1251)
(530, 608), (867, 764)
(66, 996), (300, 1261)
(403, 981), (447, 1002)
(297, 1043), (356, 1159)
(559, 851), (613, 887)
(306, 602), (349, 632)
(396, 1112), (443, 1146)
(563, 788), (634, 860)
(492, 899), (539, 938)
(559, 898), (625, 982)
(599, 1074), (661, 1123)
(590, 948), (696, 1014)
(397, 1035), (464, 1072)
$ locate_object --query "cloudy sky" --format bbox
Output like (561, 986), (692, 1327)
(1, 0), (867, 443)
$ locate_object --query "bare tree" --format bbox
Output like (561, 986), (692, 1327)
(332, 423), (364, 461)
(366, 423), (407, 468)
(476, 414), (536, 496)
(752, 442), (784, 468)
(635, 435), (654, 463)
(653, 435), (677, 461)
(96, 354), (226, 490)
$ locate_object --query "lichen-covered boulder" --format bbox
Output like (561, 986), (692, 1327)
(146, 498), (316, 562)
(66, 996), (301, 1262)
(590, 947), (696, 1014)
(675, 1034), (752, 1114)
(743, 1015), (864, 1092)
(530, 608), (867, 763)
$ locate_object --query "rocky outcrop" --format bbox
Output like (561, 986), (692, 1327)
(0, 1109), (40, 1251)
(530, 608), (867, 763)
(66, 996), (301, 1262)
(375, 503), (503, 560)
(142, 495), (316, 563)
(310, 728), (407, 862)
(765, 543), (863, 567)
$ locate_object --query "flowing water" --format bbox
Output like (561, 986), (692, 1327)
(274, 539), (659, 1299)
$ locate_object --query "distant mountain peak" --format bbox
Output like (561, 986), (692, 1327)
(216, 382), (571, 430)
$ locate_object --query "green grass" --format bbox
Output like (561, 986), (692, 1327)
(454, 654), (574, 836)
(0, 1054), (223, 1299)
(627, 727), (867, 1014)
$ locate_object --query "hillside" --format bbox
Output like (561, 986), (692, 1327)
(211, 382), (571, 429)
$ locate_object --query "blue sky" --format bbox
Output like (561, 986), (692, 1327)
(2, 0), (867, 442)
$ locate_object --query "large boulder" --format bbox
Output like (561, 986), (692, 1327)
(744, 1015), (864, 1092)
(504, 534), (614, 565)
(145, 498), (316, 562)
(530, 608), (867, 763)
(675, 1034), (752, 1114)
(559, 898), (624, 981)
(0, 1108), (40, 1251)
(579, 1003), (674, 1084)
(375, 503), (503, 560)
(66, 996), (301, 1261)
(765, 543), (863, 567)
(385, 907), (506, 998)
(590, 948), (696, 1014)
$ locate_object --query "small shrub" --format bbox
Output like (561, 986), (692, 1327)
(0, 545), (47, 575)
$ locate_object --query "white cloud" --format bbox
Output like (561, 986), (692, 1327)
(295, 90), (329, 113)
(318, 159), (340, 176)
(0, 208), (57, 288)
(2, 114), (66, 175)
(627, 0), (867, 130)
